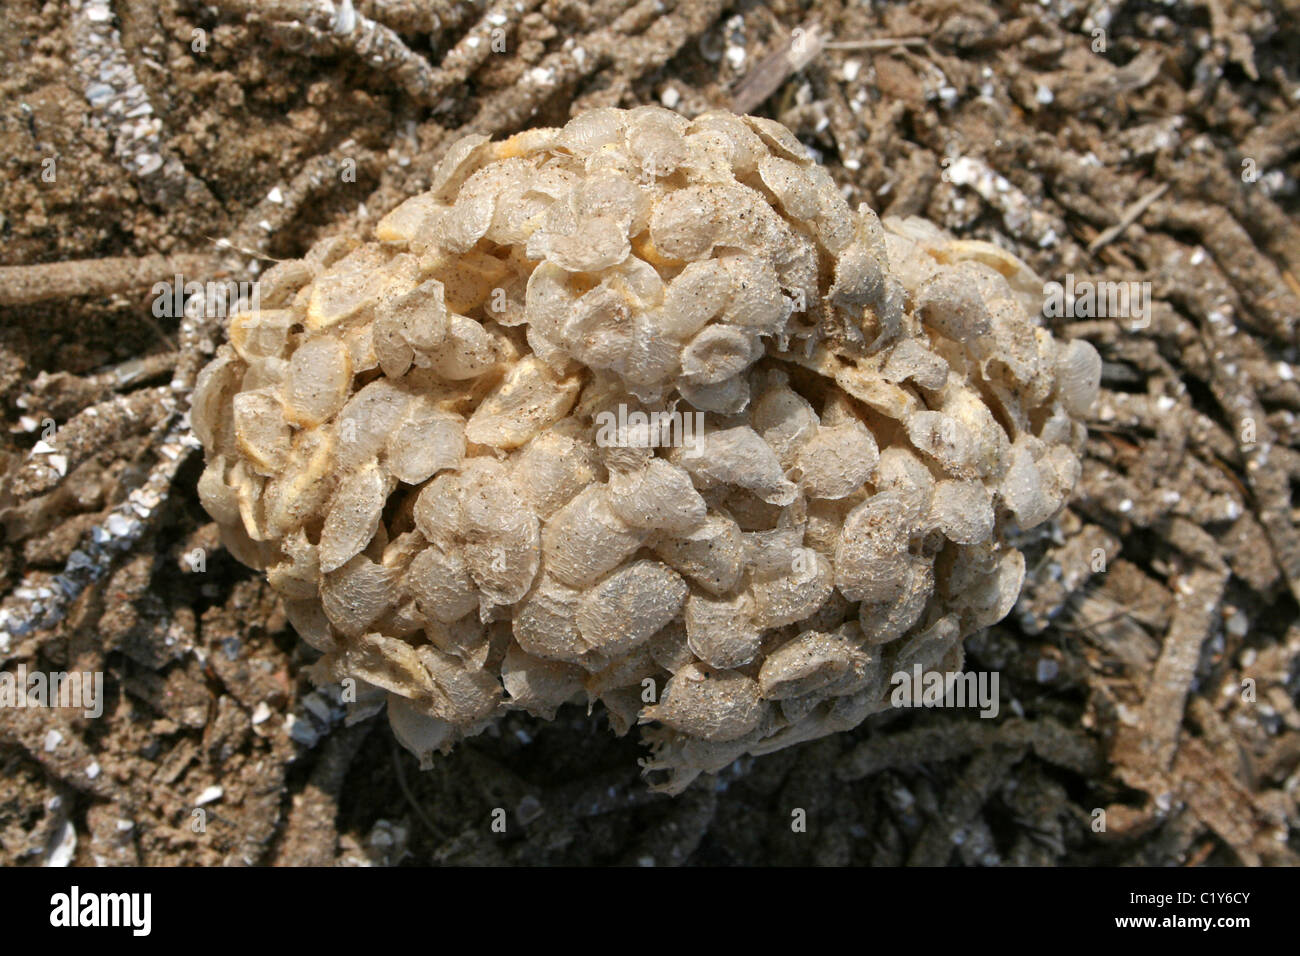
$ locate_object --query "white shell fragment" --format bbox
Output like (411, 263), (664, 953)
(194, 110), (1095, 794)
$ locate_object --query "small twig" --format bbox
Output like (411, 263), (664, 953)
(272, 722), (373, 866)
(10, 386), (173, 499)
(70, 1), (215, 208)
(837, 717), (1103, 782)
(1088, 182), (1170, 254)
(1114, 566), (1229, 774)
(0, 412), (196, 651)
(212, 0), (488, 108)
(907, 746), (1025, 866)
(390, 738), (446, 839)
(0, 254), (216, 307)
(1053, 597), (1170, 637)
(730, 22), (825, 114)
(15, 353), (178, 422)
(228, 149), (382, 255)
(822, 37), (926, 50)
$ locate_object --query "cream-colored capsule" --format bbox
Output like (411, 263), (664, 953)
(576, 560), (687, 659)
(642, 663), (763, 743)
(684, 591), (761, 669)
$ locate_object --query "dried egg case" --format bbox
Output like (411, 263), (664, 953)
(192, 107), (1099, 793)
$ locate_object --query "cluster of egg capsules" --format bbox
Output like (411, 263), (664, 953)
(192, 107), (1099, 791)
